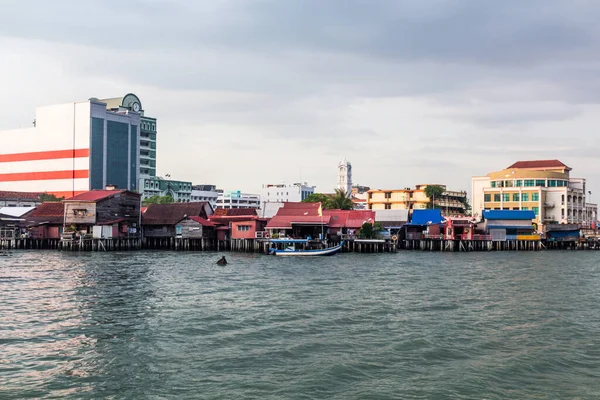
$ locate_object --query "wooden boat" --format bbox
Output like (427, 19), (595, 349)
(269, 240), (344, 256)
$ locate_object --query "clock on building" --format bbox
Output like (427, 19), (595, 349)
(132, 102), (140, 112)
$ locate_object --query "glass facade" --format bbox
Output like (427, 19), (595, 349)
(130, 124), (138, 191)
(106, 121), (130, 190)
(90, 117), (104, 190)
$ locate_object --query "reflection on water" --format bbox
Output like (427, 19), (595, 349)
(2, 251), (600, 398)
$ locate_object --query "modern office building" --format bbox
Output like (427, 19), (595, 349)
(101, 93), (157, 179)
(471, 160), (598, 230)
(216, 190), (261, 209)
(191, 184), (219, 209)
(0, 97), (140, 197)
(260, 182), (315, 203)
(367, 185), (468, 216)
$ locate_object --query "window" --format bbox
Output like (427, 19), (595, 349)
(73, 209), (88, 217)
(548, 180), (557, 187)
(515, 180), (522, 187)
(385, 204), (391, 209)
(504, 180), (513, 187)
(494, 194), (501, 202)
(503, 193), (510, 202)
(524, 180), (534, 187)
(237, 225), (251, 231)
(513, 193), (520, 202)
(484, 194), (491, 202)
(491, 181), (497, 188)
(536, 180), (545, 187)
(385, 192), (391, 199)
(532, 207), (539, 216)
(522, 207), (529, 210)
(532, 193), (539, 201)
(522, 193), (529, 201)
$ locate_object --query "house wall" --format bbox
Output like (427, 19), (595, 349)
(143, 225), (175, 238)
(231, 220), (258, 239)
(65, 202), (97, 225)
(178, 219), (205, 239)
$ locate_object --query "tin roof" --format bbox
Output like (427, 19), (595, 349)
(265, 202), (328, 229)
(22, 202), (64, 225)
(407, 209), (444, 226)
(213, 208), (257, 217)
(482, 210), (536, 220)
(142, 203), (210, 225)
(65, 190), (140, 202)
(187, 216), (216, 227)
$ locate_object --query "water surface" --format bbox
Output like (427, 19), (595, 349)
(1, 251), (600, 399)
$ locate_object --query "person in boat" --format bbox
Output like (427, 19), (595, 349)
(216, 256), (227, 266)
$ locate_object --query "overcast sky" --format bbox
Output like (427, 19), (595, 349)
(1, 0), (600, 197)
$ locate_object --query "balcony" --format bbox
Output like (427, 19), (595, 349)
(543, 202), (554, 208)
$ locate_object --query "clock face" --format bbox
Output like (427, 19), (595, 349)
(132, 102), (140, 112)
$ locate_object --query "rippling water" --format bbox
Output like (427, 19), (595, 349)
(2, 251), (600, 399)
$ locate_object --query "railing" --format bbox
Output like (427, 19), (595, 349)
(423, 233), (444, 240)
(472, 234), (492, 241)
(406, 232), (423, 240)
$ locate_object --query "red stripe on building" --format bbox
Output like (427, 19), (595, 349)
(0, 170), (89, 182)
(0, 149), (89, 163)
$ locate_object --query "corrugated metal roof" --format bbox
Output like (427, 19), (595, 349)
(265, 215), (330, 229)
(213, 208), (257, 217)
(65, 190), (140, 202)
(0, 207), (35, 218)
(482, 210), (536, 220)
(408, 209), (444, 226)
(374, 209), (409, 222)
(22, 202), (64, 225)
(487, 225), (535, 230)
(143, 203), (209, 225)
(187, 216), (216, 227)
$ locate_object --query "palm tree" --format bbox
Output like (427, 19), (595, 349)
(327, 188), (354, 210)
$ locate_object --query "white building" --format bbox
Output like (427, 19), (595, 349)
(191, 184), (219, 209)
(0, 98), (140, 198)
(216, 190), (261, 209)
(338, 158), (352, 195)
(472, 160), (598, 230)
(260, 182), (315, 203)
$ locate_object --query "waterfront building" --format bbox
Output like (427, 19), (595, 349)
(323, 209), (376, 238)
(404, 209), (444, 240)
(63, 189), (142, 239)
(471, 160), (598, 230)
(191, 184), (219, 209)
(476, 210), (537, 240)
(140, 177), (192, 202)
(0, 191), (43, 207)
(260, 182), (315, 203)
(367, 185), (468, 216)
(0, 97), (140, 197)
(21, 202), (65, 239)
(266, 202), (330, 239)
(338, 158), (352, 195)
(216, 190), (261, 209)
(101, 94), (157, 180)
(374, 209), (409, 231)
(207, 208), (264, 241)
(142, 202), (213, 239)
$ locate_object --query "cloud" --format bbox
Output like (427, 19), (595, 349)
(1, 0), (600, 193)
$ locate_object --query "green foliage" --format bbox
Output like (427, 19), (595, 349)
(359, 222), (383, 239)
(39, 193), (64, 202)
(302, 193), (331, 204)
(143, 195), (175, 206)
(424, 185), (445, 209)
(327, 188), (354, 210)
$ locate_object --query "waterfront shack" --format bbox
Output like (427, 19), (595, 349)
(142, 202), (214, 249)
(545, 224), (581, 248)
(208, 208), (266, 251)
(265, 202), (330, 239)
(324, 209), (376, 238)
(62, 190), (142, 239)
(21, 202), (65, 240)
(477, 210), (537, 241)
(375, 209), (409, 239)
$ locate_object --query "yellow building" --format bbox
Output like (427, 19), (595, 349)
(471, 160), (598, 230)
(366, 184), (467, 216)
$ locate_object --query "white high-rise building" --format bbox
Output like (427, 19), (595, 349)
(338, 158), (352, 196)
(260, 182), (315, 203)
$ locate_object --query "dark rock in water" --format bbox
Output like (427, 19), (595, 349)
(216, 256), (227, 266)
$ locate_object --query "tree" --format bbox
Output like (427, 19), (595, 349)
(39, 193), (64, 202)
(143, 195), (174, 206)
(424, 185), (445, 209)
(327, 188), (354, 210)
(302, 193), (331, 205)
(461, 196), (472, 216)
(359, 221), (383, 239)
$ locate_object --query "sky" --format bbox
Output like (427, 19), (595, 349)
(1, 0), (600, 197)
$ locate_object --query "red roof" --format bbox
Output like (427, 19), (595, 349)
(22, 202), (64, 225)
(143, 203), (210, 225)
(65, 190), (140, 202)
(187, 216), (216, 227)
(0, 191), (43, 200)
(264, 202), (327, 229)
(213, 208), (257, 217)
(507, 160), (570, 170)
(324, 210), (376, 229)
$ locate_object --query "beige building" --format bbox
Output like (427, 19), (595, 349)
(472, 160), (598, 230)
(366, 184), (468, 216)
